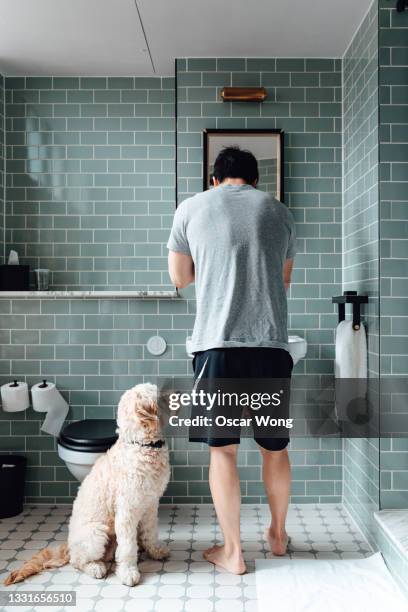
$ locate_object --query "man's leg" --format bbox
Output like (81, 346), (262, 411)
(260, 446), (291, 555)
(203, 444), (246, 574)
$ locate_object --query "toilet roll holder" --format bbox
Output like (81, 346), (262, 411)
(332, 291), (368, 331)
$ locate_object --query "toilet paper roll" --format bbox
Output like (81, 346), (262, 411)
(1, 381), (30, 412)
(31, 381), (69, 437)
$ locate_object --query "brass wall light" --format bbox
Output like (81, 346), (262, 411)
(220, 87), (267, 102)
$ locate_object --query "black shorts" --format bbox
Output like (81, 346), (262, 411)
(189, 347), (293, 451)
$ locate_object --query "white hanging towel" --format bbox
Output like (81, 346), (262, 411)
(335, 320), (367, 379)
(335, 320), (368, 422)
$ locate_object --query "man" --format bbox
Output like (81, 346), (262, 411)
(167, 147), (296, 574)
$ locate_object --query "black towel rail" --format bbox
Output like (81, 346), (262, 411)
(332, 291), (368, 331)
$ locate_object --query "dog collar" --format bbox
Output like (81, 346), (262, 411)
(129, 439), (165, 449)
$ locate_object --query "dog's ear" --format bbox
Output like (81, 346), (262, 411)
(137, 398), (158, 431)
(117, 383), (161, 436)
(134, 386), (159, 432)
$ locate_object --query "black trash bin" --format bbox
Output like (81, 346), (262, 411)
(0, 455), (27, 518)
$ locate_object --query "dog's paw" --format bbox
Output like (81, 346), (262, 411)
(116, 563), (140, 587)
(83, 561), (107, 579)
(147, 542), (170, 560)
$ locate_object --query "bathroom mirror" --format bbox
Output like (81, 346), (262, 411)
(203, 129), (284, 201)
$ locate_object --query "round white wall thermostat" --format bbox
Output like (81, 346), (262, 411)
(147, 335), (167, 356)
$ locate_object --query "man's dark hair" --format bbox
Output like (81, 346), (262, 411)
(213, 146), (259, 184)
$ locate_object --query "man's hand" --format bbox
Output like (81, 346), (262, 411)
(283, 258), (293, 291)
(168, 251), (195, 289)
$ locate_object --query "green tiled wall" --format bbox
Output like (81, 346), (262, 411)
(5, 76), (175, 290)
(341, 1), (380, 544)
(341, 0), (408, 519)
(379, 0), (408, 509)
(0, 73), (4, 260)
(0, 58), (347, 504)
(343, 0), (380, 376)
(0, 296), (194, 502)
(176, 57), (343, 504)
(1, 77), (194, 503)
(257, 158), (277, 194)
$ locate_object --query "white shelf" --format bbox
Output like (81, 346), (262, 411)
(0, 290), (179, 299)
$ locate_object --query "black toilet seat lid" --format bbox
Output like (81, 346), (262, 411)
(58, 419), (118, 452)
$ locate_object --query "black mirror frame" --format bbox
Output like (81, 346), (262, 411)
(202, 128), (285, 203)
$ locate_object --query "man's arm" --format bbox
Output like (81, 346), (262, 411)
(283, 258), (294, 291)
(168, 251), (195, 289)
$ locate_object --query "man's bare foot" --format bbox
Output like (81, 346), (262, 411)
(265, 528), (290, 556)
(203, 545), (246, 574)
(203, 544), (218, 557)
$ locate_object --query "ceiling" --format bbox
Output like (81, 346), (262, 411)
(0, 0), (374, 76)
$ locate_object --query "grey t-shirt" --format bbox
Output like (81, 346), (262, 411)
(167, 184), (296, 353)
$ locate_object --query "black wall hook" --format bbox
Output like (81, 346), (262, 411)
(332, 291), (368, 331)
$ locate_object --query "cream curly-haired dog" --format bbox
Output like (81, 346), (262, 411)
(4, 383), (170, 587)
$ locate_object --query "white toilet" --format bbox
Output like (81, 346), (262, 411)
(58, 419), (117, 482)
(186, 335), (307, 365)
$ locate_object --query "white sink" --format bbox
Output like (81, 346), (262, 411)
(288, 335), (307, 365)
(186, 335), (307, 364)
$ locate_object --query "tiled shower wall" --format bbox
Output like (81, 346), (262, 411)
(176, 57), (343, 503)
(0, 74), (4, 259)
(379, 0), (408, 509)
(341, 0), (380, 544)
(5, 76), (175, 290)
(343, 1), (380, 376)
